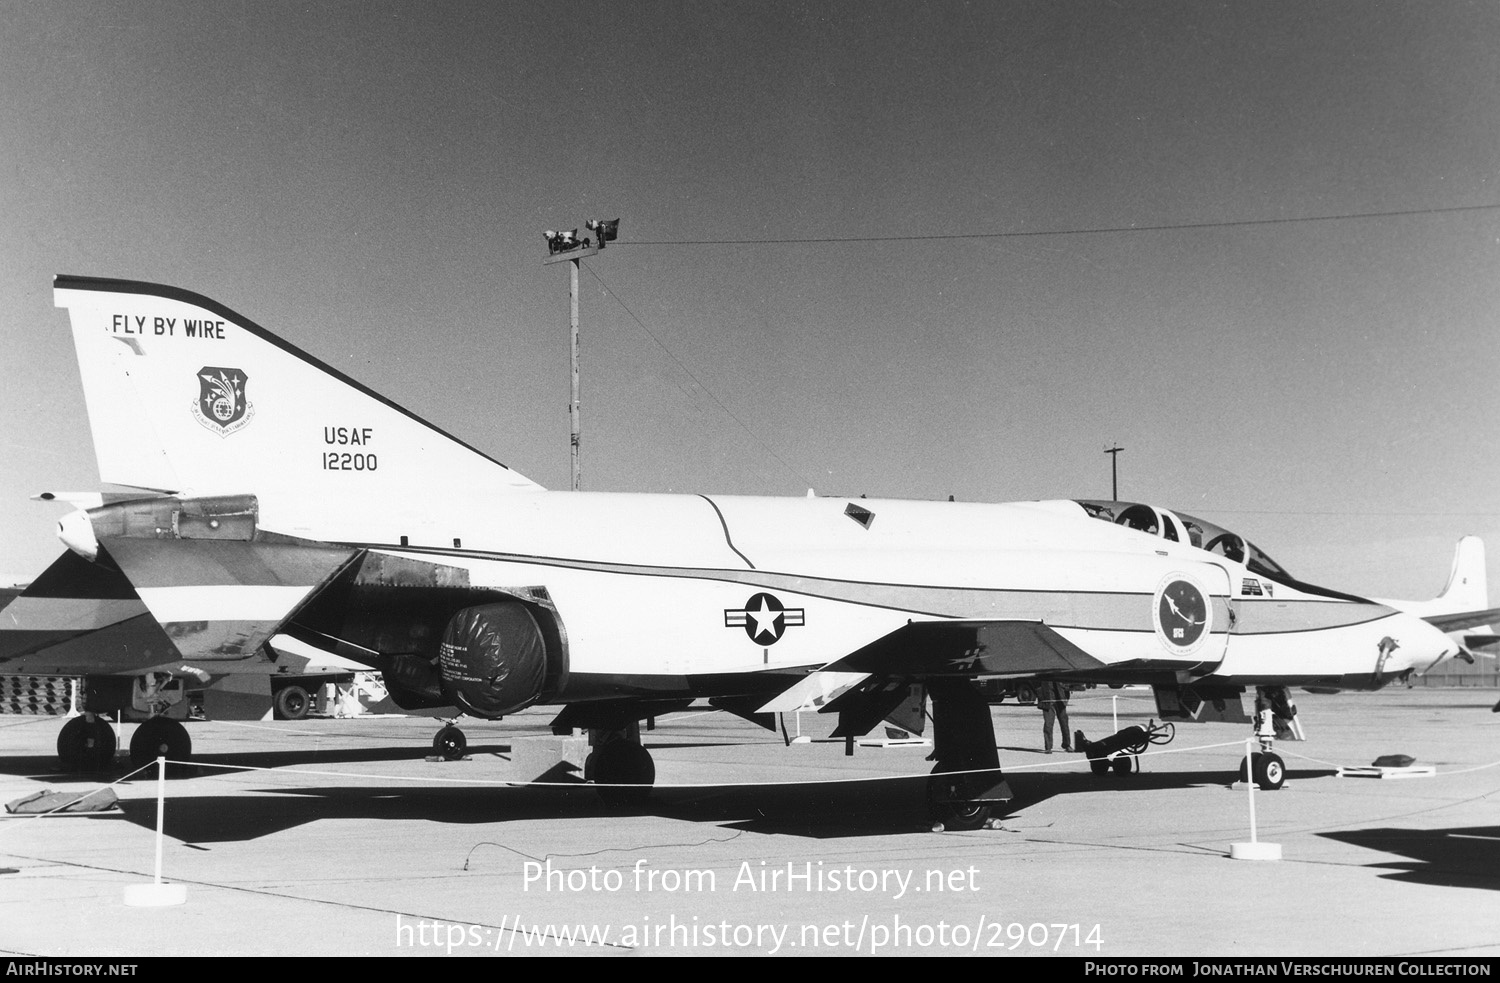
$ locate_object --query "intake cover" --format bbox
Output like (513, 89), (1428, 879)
(437, 602), (548, 718)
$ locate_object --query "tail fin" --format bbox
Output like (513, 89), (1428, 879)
(1434, 536), (1488, 616)
(55, 276), (543, 507)
(1377, 539), (1496, 674)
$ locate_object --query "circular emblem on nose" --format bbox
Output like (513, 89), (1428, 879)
(1153, 575), (1211, 656)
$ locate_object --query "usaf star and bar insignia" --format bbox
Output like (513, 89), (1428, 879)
(725, 592), (805, 646)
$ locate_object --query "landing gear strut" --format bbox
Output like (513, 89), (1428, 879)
(1238, 694), (1286, 790)
(925, 679), (1010, 830)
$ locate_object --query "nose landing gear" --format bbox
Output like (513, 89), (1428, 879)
(1237, 692), (1287, 790)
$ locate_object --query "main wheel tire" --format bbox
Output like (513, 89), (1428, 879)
(1089, 757), (1111, 777)
(433, 725), (467, 761)
(57, 716), (117, 772)
(273, 684), (311, 720)
(926, 762), (997, 831)
(932, 799), (992, 831)
(586, 741), (655, 808)
(1111, 755), (1134, 775)
(129, 717), (192, 771)
(1253, 751), (1286, 790)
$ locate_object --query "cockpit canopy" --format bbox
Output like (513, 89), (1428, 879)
(1074, 500), (1293, 584)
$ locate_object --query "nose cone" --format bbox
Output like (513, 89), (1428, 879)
(1382, 612), (1460, 679)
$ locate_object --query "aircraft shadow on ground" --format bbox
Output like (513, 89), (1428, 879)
(0, 738), (762, 784)
(1319, 827), (1500, 892)
(103, 766), (1333, 843)
(1384, 702), (1499, 712)
(0, 744), (516, 782)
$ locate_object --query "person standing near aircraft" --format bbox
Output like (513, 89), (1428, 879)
(1037, 680), (1072, 753)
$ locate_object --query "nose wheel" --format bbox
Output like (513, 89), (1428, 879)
(1237, 750), (1286, 790)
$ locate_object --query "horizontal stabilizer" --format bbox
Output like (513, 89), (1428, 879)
(1425, 607), (1500, 633)
(102, 536), (360, 664)
(1463, 633), (1500, 652)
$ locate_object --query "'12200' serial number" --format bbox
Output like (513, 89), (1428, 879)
(322, 452), (378, 471)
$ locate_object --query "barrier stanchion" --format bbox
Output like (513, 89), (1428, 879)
(123, 755), (187, 906)
(1230, 738), (1281, 860)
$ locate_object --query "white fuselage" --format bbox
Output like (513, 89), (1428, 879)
(233, 490), (1447, 689)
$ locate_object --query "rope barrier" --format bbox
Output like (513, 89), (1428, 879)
(7, 736), (1498, 808)
(0, 733), (1267, 792)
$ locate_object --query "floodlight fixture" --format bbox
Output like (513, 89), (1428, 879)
(544, 228), (587, 255)
(585, 218), (620, 246)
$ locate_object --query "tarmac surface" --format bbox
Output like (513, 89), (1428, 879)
(1, 687), (1497, 958)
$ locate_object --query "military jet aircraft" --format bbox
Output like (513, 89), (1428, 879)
(24, 275), (1477, 828)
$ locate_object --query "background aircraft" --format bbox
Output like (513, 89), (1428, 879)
(0, 545), (376, 769)
(16, 275), (1485, 829)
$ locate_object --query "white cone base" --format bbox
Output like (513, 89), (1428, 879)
(124, 882), (187, 906)
(1229, 842), (1282, 861)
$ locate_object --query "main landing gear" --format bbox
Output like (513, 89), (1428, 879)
(129, 716), (192, 771)
(56, 713), (194, 774)
(425, 718), (659, 809)
(586, 722), (655, 809)
(56, 713), (117, 772)
(925, 679), (1011, 831)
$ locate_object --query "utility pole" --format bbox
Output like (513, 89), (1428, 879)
(542, 219), (620, 491)
(1104, 445), (1124, 501)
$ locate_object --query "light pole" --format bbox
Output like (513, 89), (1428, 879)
(543, 219), (619, 491)
(1104, 444), (1124, 501)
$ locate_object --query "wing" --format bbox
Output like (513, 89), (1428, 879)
(760, 619), (1105, 716)
(826, 619), (1107, 676)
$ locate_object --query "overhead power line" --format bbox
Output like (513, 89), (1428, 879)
(624, 202), (1500, 246)
(579, 262), (818, 490)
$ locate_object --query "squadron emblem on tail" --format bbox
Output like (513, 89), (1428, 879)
(191, 366), (254, 436)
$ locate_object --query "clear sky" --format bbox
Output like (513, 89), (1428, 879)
(1, 0), (1496, 600)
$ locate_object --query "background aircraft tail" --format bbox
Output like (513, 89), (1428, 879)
(1431, 536), (1488, 616)
(54, 276), (543, 506)
(1376, 536), (1496, 671)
